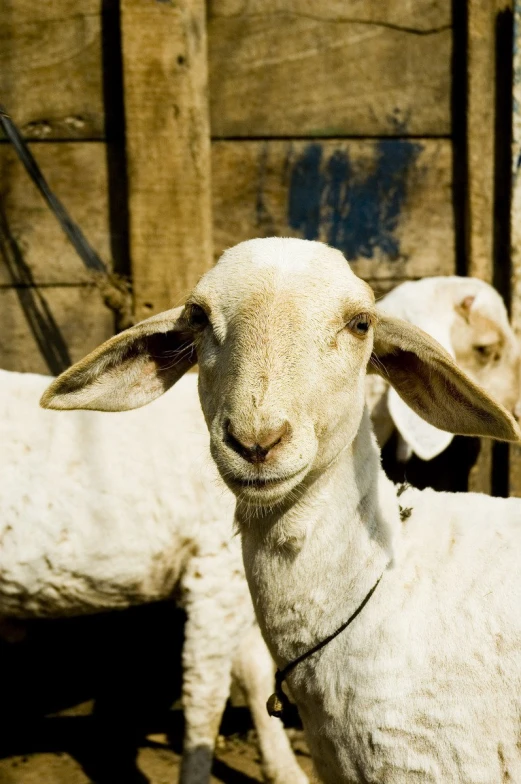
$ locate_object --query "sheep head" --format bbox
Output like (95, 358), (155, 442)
(375, 277), (521, 460)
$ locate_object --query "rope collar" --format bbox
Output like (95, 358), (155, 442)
(267, 569), (386, 719)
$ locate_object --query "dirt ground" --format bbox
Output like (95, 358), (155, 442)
(0, 710), (313, 783)
(0, 604), (313, 783)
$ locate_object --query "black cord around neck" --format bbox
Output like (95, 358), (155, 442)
(267, 569), (386, 719)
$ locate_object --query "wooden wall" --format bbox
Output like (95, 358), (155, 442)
(0, 0), (455, 370)
(208, 0), (455, 301)
(0, 2), (114, 372)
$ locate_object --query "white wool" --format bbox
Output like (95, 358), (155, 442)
(247, 236), (322, 271)
(0, 368), (307, 784)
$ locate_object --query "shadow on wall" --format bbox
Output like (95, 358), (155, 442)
(381, 434), (482, 493)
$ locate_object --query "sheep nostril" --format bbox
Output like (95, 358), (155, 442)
(224, 420), (246, 455)
(224, 420), (289, 464)
(256, 422), (289, 452)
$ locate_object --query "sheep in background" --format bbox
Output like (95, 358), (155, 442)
(0, 368), (307, 784)
(46, 237), (521, 783)
(368, 276), (521, 462)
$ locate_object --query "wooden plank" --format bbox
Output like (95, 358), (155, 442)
(510, 0), (521, 496)
(212, 139), (455, 280)
(0, 285), (114, 374)
(121, 0), (213, 322)
(0, 1), (104, 140)
(467, 440), (493, 495)
(0, 142), (112, 286)
(467, 0), (497, 282)
(208, 0), (452, 138)
(210, 0), (450, 29)
(465, 1), (498, 494)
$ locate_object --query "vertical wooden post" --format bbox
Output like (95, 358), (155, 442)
(121, 0), (213, 323)
(510, 0), (521, 495)
(467, 0), (497, 283)
(467, 0), (497, 493)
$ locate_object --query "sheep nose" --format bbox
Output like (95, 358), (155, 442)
(225, 420), (289, 464)
(515, 402), (521, 422)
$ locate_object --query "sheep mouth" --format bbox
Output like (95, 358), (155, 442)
(229, 470), (303, 490)
(232, 476), (287, 489)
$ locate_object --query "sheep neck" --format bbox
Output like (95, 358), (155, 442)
(236, 407), (400, 669)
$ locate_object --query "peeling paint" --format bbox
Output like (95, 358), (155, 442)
(287, 140), (422, 260)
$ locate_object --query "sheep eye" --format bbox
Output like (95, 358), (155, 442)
(347, 313), (372, 336)
(186, 304), (209, 331)
(473, 344), (495, 361)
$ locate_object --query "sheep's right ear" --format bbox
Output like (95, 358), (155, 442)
(371, 315), (521, 443)
(382, 316), (456, 460)
(40, 306), (196, 412)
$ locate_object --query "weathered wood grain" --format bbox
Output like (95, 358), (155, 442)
(509, 442), (521, 498)
(467, 440), (493, 495)
(208, 0), (452, 137)
(0, 142), (112, 286)
(1, 0), (451, 141)
(464, 1), (497, 494)
(209, 0), (450, 29)
(121, 0), (213, 322)
(466, 0), (496, 282)
(510, 0), (521, 497)
(0, 1), (104, 140)
(0, 285), (114, 374)
(212, 139), (455, 280)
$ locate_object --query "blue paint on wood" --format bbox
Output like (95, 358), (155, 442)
(287, 144), (323, 241)
(288, 140), (422, 260)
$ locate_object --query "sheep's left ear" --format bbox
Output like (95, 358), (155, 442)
(371, 315), (521, 444)
(40, 306), (196, 412)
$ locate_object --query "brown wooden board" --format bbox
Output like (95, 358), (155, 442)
(0, 142), (111, 286)
(0, 1), (104, 140)
(1, 0), (451, 141)
(464, 1), (497, 493)
(208, 0), (452, 138)
(210, 0), (450, 29)
(0, 285), (114, 374)
(212, 139), (455, 280)
(467, 439), (493, 495)
(121, 0), (213, 322)
(510, 0), (521, 497)
(467, 0), (496, 282)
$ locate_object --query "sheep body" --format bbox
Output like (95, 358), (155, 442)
(0, 370), (220, 614)
(0, 368), (307, 784)
(246, 463), (521, 783)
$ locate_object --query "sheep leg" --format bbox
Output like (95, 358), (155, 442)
(179, 597), (232, 784)
(179, 550), (252, 784)
(232, 624), (309, 784)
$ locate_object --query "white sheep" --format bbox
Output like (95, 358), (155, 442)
(0, 368), (307, 784)
(4, 278), (510, 780)
(45, 237), (521, 783)
(368, 276), (521, 461)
